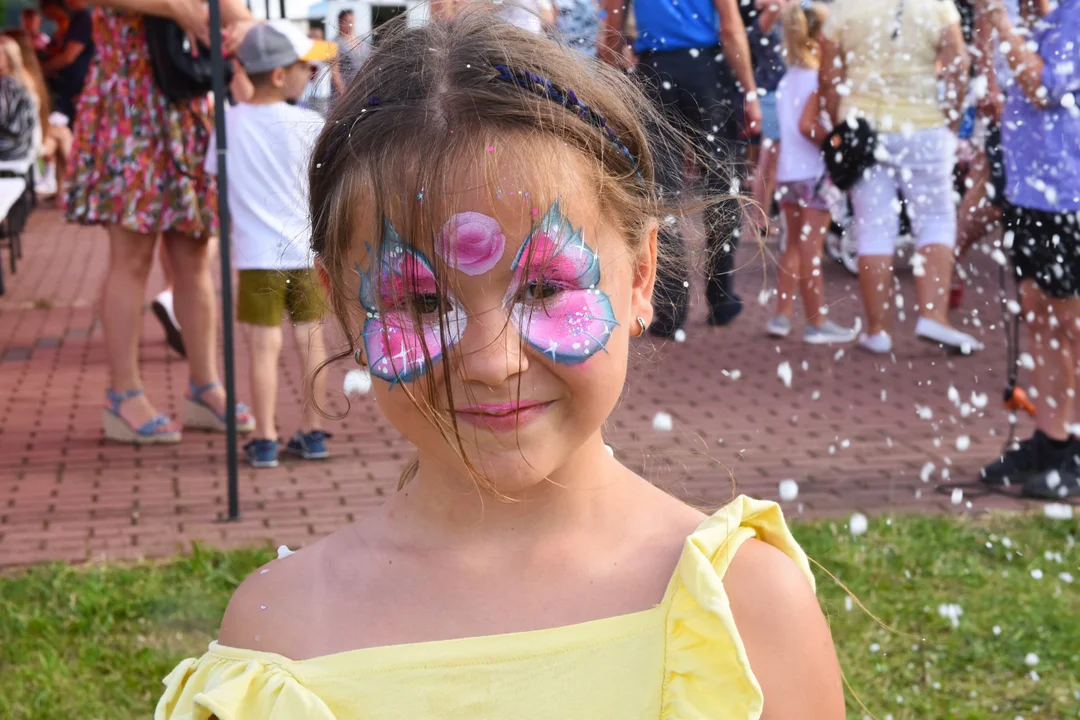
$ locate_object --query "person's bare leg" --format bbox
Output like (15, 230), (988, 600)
(100, 226), (165, 426)
(914, 244), (954, 326)
(858, 255), (894, 336)
(774, 203), (802, 319)
(159, 244), (175, 289)
(955, 151), (1001, 261)
(248, 324), (283, 440)
(163, 231), (223, 406)
(292, 322), (327, 432)
(798, 207), (831, 326)
(1024, 282), (1073, 440)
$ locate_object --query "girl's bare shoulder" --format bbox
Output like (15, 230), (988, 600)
(216, 526), (370, 660)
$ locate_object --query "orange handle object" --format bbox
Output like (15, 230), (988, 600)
(1004, 386), (1036, 417)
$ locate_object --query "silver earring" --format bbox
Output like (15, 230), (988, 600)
(353, 347), (364, 365)
(636, 317), (648, 337)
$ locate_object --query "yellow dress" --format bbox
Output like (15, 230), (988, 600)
(157, 496), (813, 720)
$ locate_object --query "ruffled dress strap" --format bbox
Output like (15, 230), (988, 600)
(662, 496), (814, 720)
(156, 643), (336, 720)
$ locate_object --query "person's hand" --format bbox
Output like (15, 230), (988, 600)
(743, 95), (763, 137)
(224, 19), (259, 57)
(168, 0), (210, 49)
(977, 85), (1005, 123)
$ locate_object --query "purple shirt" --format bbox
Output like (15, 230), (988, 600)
(1002, 0), (1080, 213)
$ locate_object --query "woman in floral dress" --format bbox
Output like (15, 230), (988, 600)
(66, 0), (255, 443)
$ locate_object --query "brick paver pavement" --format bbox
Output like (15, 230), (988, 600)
(0, 209), (1058, 568)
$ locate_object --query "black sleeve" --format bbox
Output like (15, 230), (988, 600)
(67, 10), (93, 46)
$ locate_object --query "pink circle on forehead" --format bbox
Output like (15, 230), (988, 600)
(436, 212), (506, 276)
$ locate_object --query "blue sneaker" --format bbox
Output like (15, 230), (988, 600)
(244, 438), (279, 468)
(285, 430), (332, 460)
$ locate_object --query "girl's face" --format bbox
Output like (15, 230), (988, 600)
(347, 148), (657, 493)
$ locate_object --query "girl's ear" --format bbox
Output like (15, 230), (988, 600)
(630, 219), (658, 330)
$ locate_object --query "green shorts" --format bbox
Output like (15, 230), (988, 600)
(237, 269), (325, 327)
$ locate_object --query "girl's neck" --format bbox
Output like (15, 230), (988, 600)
(383, 431), (631, 547)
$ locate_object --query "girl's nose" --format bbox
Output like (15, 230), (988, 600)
(455, 306), (529, 389)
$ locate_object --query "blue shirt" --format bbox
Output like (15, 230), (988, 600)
(633, 0), (719, 54)
(1003, 0), (1080, 213)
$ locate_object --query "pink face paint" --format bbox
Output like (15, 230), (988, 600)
(436, 212), (506, 276)
(506, 200), (618, 365)
(358, 222), (467, 386)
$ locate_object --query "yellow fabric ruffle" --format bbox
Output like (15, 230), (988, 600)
(156, 652), (336, 720)
(661, 496), (815, 720)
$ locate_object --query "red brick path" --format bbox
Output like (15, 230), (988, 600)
(0, 210), (1052, 567)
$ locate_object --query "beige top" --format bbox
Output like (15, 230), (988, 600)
(823, 0), (961, 132)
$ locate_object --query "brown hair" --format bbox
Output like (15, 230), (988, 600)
(309, 12), (728, 492)
(782, 1), (828, 70)
(0, 32), (49, 133)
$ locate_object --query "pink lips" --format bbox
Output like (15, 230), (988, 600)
(455, 401), (552, 432)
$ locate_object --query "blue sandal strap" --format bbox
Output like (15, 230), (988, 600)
(187, 380), (222, 402)
(136, 414), (174, 436)
(187, 381), (251, 423)
(106, 388), (145, 412)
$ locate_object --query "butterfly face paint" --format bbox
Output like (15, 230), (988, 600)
(358, 222), (467, 387)
(506, 201), (618, 365)
(436, 212), (506, 276)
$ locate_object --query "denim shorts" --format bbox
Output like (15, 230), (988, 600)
(758, 91), (781, 142)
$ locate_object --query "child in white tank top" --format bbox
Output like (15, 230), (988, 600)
(766, 1), (856, 345)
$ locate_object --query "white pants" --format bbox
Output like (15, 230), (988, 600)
(852, 127), (957, 256)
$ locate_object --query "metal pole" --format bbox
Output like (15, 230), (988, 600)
(279, 0), (287, 20)
(208, 0), (241, 521)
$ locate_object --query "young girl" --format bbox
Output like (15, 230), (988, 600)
(766, 2), (856, 344)
(158, 14), (844, 719)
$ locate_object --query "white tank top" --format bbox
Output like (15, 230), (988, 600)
(776, 66), (826, 184)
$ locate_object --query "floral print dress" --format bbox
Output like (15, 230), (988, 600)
(65, 9), (217, 238)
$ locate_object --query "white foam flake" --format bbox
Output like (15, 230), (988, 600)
(778, 479), (799, 502)
(777, 361), (793, 388)
(1044, 503), (1074, 520)
(920, 462), (936, 482)
(844, 596), (853, 612)
(343, 368), (372, 396)
(993, 625), (1001, 635)
(1025, 652), (1039, 667)
(971, 392), (989, 409)
(849, 512), (868, 537)
(956, 436), (970, 452)
(938, 603), (963, 628)
(673, 329), (687, 343)
(1031, 569), (1044, 580)
(1019, 353), (1036, 370)
(276, 545), (295, 559)
(652, 412), (674, 432)
(1059, 572), (1074, 584)
(951, 488), (964, 505)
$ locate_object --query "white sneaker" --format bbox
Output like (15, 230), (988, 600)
(766, 316), (792, 338)
(915, 317), (983, 355)
(858, 330), (893, 354)
(804, 320), (858, 345)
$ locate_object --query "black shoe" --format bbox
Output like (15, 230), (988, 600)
(151, 299), (186, 358)
(707, 298), (743, 327)
(1023, 467), (1080, 499)
(981, 431), (1072, 487)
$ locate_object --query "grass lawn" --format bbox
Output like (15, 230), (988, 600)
(2, 511), (1078, 719)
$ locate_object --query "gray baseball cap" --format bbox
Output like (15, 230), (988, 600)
(237, 20), (337, 74)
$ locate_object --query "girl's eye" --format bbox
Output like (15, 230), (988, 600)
(411, 294), (442, 314)
(520, 280), (562, 302)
